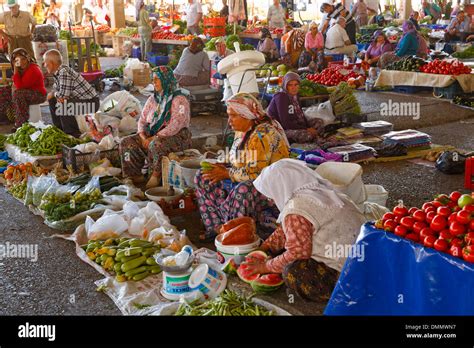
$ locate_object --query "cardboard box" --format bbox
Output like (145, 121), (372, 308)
(132, 67), (151, 87)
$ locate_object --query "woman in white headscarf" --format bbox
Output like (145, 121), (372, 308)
(247, 159), (366, 301)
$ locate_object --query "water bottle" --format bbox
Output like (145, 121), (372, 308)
(343, 55), (350, 67)
(175, 245), (193, 266)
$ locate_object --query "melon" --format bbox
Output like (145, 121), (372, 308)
(222, 258), (238, 275)
(237, 263), (259, 283)
(276, 64), (287, 72)
(251, 273), (284, 293)
(244, 250), (268, 263)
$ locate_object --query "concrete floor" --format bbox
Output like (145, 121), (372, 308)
(0, 58), (473, 316)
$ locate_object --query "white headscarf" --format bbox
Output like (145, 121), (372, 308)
(253, 159), (345, 212)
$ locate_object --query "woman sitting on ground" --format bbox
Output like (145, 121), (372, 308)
(246, 159), (366, 301)
(194, 93), (290, 241)
(0, 48), (46, 131)
(298, 22), (325, 71)
(267, 72), (323, 144)
(379, 21), (419, 68)
(257, 27), (280, 62)
(173, 37), (210, 87)
(119, 66), (192, 189)
(364, 30), (393, 67)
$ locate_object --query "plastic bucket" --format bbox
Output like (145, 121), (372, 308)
(365, 184), (388, 207)
(28, 104), (42, 123)
(214, 236), (261, 262)
(178, 159), (201, 188)
(228, 70), (259, 95)
(161, 268), (193, 301)
(188, 264), (227, 300)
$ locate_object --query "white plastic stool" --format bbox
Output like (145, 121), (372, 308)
(28, 104), (42, 123)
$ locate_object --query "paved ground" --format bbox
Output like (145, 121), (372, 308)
(0, 58), (473, 316)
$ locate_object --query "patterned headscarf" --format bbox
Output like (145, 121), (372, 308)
(147, 66), (185, 135)
(260, 27), (272, 41)
(281, 72), (306, 127)
(397, 20), (417, 50)
(282, 71), (300, 93)
(370, 30), (389, 47)
(11, 48), (34, 70)
(226, 92), (290, 148)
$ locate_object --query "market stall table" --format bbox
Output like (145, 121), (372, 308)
(374, 70), (474, 94)
(325, 222), (474, 315)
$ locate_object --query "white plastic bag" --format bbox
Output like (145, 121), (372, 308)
(99, 90), (142, 120)
(129, 213), (147, 236)
(304, 101), (335, 125)
(119, 115), (138, 134)
(123, 58), (143, 81)
(87, 213), (128, 240)
(123, 201), (140, 221)
(98, 135), (116, 151)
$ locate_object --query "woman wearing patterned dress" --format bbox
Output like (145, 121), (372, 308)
(247, 159), (366, 301)
(119, 66), (192, 189)
(194, 93), (290, 241)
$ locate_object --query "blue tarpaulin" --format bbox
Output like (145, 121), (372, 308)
(325, 222), (474, 315)
(0, 151), (11, 174)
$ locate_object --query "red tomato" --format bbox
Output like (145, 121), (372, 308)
(406, 233), (419, 243)
(394, 225), (408, 237)
(435, 194), (449, 204)
(400, 216), (415, 230)
(434, 238), (449, 252)
(464, 205), (474, 213)
(470, 219), (474, 231)
(456, 210), (473, 225)
(413, 221), (428, 234)
(383, 219), (398, 232)
(448, 213), (458, 224)
(439, 230), (453, 242)
(450, 238), (464, 247)
(426, 211), (437, 224)
(432, 200), (443, 208)
(450, 192), (462, 202)
(408, 207), (418, 215)
(464, 232), (474, 245)
(424, 206), (436, 214)
(382, 212), (396, 221)
(420, 228), (435, 240)
(437, 206), (451, 217)
(449, 245), (462, 258)
(422, 202), (434, 211)
(423, 235), (436, 248)
(412, 210), (426, 222)
(449, 221), (466, 237)
(462, 245), (474, 263)
(430, 215), (447, 232)
(393, 205), (409, 217)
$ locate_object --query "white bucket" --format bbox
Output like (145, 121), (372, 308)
(28, 104), (42, 123)
(365, 184), (389, 207)
(161, 268), (193, 301)
(178, 159), (201, 188)
(188, 264), (227, 300)
(214, 236), (261, 262)
(228, 70), (259, 95)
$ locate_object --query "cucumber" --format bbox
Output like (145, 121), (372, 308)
(146, 265), (162, 274)
(114, 262), (122, 273)
(146, 257), (157, 266)
(116, 247), (142, 259)
(118, 240), (130, 249)
(142, 247), (159, 257)
(119, 254), (141, 263)
(121, 255), (146, 273)
(132, 271), (150, 281)
(129, 240), (153, 248)
(125, 266), (147, 277)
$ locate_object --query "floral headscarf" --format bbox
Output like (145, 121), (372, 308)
(11, 48), (34, 71)
(260, 27), (272, 41)
(370, 30), (389, 48)
(147, 66), (186, 135)
(226, 92), (290, 148)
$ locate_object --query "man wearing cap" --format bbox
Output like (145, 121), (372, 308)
(324, 17), (357, 56)
(0, 0), (37, 58)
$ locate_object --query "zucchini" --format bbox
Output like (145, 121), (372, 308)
(132, 271), (150, 281)
(121, 255), (146, 273)
(125, 266), (147, 277)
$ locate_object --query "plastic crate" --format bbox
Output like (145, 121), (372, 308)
(203, 17), (226, 27)
(147, 53), (169, 66)
(433, 81), (464, 99)
(326, 53), (344, 62)
(328, 61), (362, 69)
(356, 43), (369, 51)
(131, 46), (141, 59)
(204, 26), (226, 37)
(61, 145), (120, 173)
(393, 85), (432, 94)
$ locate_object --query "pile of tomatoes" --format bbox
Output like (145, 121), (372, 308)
(419, 59), (471, 76)
(375, 191), (474, 262)
(306, 67), (363, 86)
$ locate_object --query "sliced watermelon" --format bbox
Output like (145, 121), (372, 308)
(236, 263), (259, 283)
(251, 273), (284, 293)
(222, 258), (238, 275)
(244, 250), (268, 263)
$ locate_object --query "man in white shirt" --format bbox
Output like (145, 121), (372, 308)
(324, 17), (357, 55)
(365, 0), (380, 15)
(184, 0), (203, 35)
(267, 0), (286, 29)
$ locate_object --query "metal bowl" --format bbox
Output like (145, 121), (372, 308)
(145, 187), (184, 203)
(154, 250), (194, 273)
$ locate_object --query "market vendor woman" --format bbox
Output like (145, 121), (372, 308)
(174, 37), (210, 87)
(194, 93), (290, 241)
(267, 72), (322, 144)
(248, 159), (366, 301)
(379, 21), (419, 68)
(119, 66), (192, 189)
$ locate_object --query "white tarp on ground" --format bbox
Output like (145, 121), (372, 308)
(375, 70), (474, 92)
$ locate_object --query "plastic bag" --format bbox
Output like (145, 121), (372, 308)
(123, 201), (140, 222)
(98, 135), (116, 151)
(99, 91), (142, 120)
(123, 58), (143, 81)
(167, 231), (192, 252)
(304, 101), (335, 124)
(45, 205), (109, 231)
(119, 115), (138, 134)
(435, 151), (467, 175)
(40, 181), (80, 210)
(87, 213), (128, 240)
(78, 176), (102, 195)
(24, 176), (38, 206)
(129, 212), (147, 237)
(32, 175), (57, 207)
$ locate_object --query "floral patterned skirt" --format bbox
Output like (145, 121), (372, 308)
(194, 170), (280, 240)
(282, 258), (339, 302)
